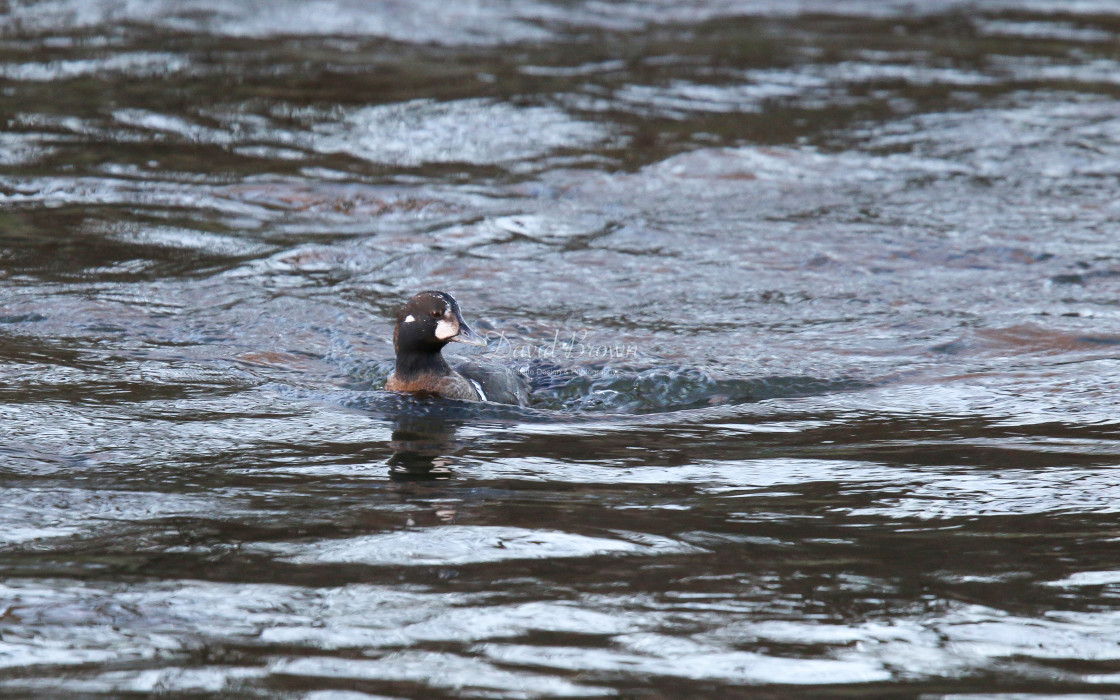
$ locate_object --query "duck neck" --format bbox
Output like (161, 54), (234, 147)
(394, 347), (452, 380)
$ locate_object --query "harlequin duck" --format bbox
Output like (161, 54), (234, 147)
(385, 291), (530, 406)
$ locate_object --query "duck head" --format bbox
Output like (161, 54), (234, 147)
(393, 290), (486, 355)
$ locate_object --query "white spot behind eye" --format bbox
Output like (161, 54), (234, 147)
(434, 318), (458, 340)
(404, 315), (415, 323)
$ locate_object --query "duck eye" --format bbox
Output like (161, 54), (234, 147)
(430, 309), (442, 318)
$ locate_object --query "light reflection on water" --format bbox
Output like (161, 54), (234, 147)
(3, 1), (1120, 697)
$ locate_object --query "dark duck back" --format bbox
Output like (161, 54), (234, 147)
(385, 291), (529, 406)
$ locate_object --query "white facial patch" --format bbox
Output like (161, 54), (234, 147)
(434, 318), (458, 340)
(403, 315), (415, 323)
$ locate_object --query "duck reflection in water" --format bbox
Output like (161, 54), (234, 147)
(387, 405), (464, 479)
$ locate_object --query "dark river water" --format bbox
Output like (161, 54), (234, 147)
(4, 1), (1120, 697)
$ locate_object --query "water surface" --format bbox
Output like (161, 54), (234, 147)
(3, 1), (1120, 697)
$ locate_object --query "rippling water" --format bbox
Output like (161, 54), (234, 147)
(4, 1), (1120, 697)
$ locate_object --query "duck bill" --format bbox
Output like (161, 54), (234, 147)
(451, 320), (487, 347)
